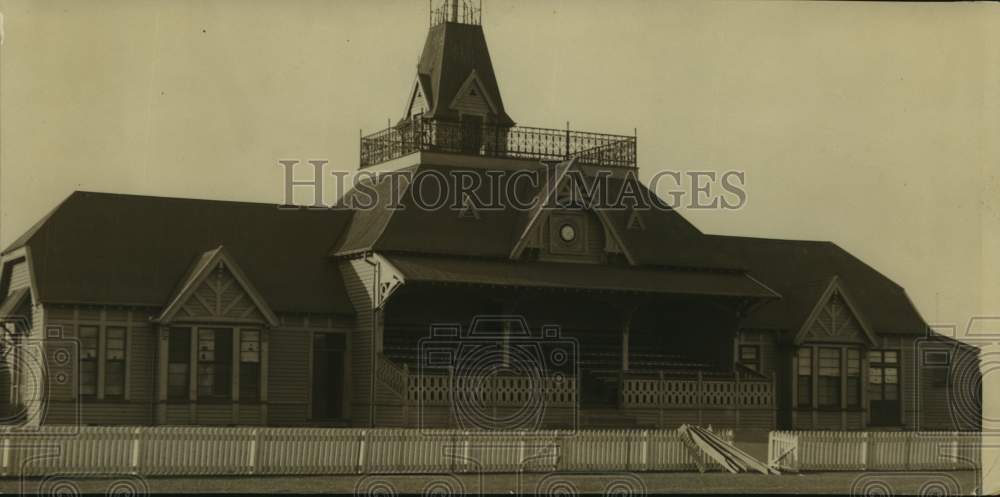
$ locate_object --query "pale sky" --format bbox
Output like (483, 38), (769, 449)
(0, 0), (998, 339)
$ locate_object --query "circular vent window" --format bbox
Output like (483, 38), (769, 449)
(559, 223), (577, 242)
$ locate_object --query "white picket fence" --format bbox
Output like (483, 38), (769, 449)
(767, 431), (981, 472)
(0, 426), (734, 477)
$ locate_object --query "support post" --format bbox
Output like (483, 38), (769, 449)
(621, 320), (630, 372)
(155, 326), (169, 424)
(402, 362), (410, 427)
(260, 328), (270, 425)
(658, 370), (665, 429)
(697, 370), (704, 425)
(565, 121), (571, 159)
(770, 370), (777, 428)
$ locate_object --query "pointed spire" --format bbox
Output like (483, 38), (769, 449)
(404, 0), (513, 126)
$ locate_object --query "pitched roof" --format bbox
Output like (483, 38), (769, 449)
(331, 163), (742, 270)
(412, 22), (514, 126)
(384, 254), (779, 299)
(155, 246), (280, 326)
(0, 288), (30, 322)
(4, 191), (355, 315)
(709, 235), (927, 335)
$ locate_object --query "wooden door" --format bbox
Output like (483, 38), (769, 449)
(868, 350), (901, 426)
(311, 333), (346, 420)
(461, 115), (484, 154)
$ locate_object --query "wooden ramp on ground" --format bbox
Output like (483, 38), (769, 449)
(678, 424), (780, 475)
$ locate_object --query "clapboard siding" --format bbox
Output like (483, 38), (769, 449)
(451, 79), (492, 115)
(267, 404), (307, 426)
(21, 304), (45, 425)
(42, 305), (158, 425)
(341, 258), (376, 427)
(165, 404), (192, 424)
(885, 336), (918, 430)
(267, 329), (310, 404)
(44, 401), (153, 425)
(238, 404), (263, 425)
(738, 330), (777, 377)
(129, 323), (156, 403)
(269, 312), (354, 426)
(194, 403), (233, 425)
(6, 259), (29, 296)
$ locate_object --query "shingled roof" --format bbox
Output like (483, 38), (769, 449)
(329, 163), (743, 271)
(709, 235), (927, 335)
(3, 191), (355, 315)
(2, 186), (932, 336)
(411, 22), (514, 126)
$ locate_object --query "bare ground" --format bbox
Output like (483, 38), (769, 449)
(0, 470), (979, 494)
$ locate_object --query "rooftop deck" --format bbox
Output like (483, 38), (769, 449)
(360, 120), (637, 169)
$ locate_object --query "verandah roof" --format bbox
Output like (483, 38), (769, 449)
(384, 254), (780, 299)
(0, 288), (30, 322)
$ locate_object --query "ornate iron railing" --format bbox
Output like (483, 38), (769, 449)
(359, 120), (637, 169)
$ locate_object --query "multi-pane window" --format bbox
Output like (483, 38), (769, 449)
(869, 350), (899, 401)
(104, 327), (126, 397)
(168, 328), (191, 400)
(846, 348), (861, 407)
(796, 348), (812, 407)
(739, 345), (760, 372)
(924, 350), (950, 387)
(78, 325), (127, 398)
(817, 348), (842, 407)
(198, 329), (232, 398)
(79, 326), (99, 396)
(239, 330), (260, 401)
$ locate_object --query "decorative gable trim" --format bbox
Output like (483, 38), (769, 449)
(626, 209), (645, 232)
(458, 194), (481, 220)
(448, 69), (499, 116)
(509, 158), (635, 265)
(794, 276), (878, 346)
(405, 75), (433, 119)
(375, 254), (405, 310)
(154, 246), (279, 327)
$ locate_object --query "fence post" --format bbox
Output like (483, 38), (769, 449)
(356, 430), (367, 474)
(130, 427), (142, 475)
(861, 431), (868, 471)
(0, 432), (8, 477)
(518, 431), (526, 473)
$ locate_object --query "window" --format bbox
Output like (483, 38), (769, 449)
(198, 328), (232, 398)
(77, 325), (128, 399)
(739, 345), (760, 372)
(104, 327), (126, 397)
(924, 350), (951, 387)
(818, 348), (842, 407)
(168, 328), (191, 400)
(924, 350), (950, 366)
(239, 330), (261, 401)
(796, 348), (812, 407)
(559, 224), (576, 242)
(846, 348), (861, 407)
(869, 350), (900, 402)
(79, 326), (99, 397)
